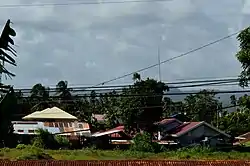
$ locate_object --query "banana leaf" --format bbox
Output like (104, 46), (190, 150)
(0, 56), (16, 66)
(0, 49), (16, 63)
(8, 36), (14, 45)
(0, 65), (15, 77)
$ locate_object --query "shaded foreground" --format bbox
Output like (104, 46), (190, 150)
(2, 148), (250, 160)
(1, 160), (250, 166)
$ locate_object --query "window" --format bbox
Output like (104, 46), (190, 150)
(64, 122), (68, 127)
(59, 123), (63, 128)
(69, 123), (72, 127)
(17, 130), (24, 132)
(78, 124), (83, 128)
(55, 123), (59, 127)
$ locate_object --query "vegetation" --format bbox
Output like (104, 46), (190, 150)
(32, 129), (71, 149)
(131, 132), (164, 153)
(1, 147), (250, 160)
(1, 20), (250, 160)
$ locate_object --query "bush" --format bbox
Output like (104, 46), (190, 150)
(32, 137), (45, 149)
(33, 128), (58, 149)
(130, 132), (162, 153)
(55, 135), (71, 149)
(16, 144), (28, 150)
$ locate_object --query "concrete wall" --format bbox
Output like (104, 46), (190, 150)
(178, 124), (224, 146)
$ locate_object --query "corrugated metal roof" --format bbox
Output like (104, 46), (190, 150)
(0, 160), (250, 166)
(22, 107), (77, 120)
(171, 122), (201, 136)
(155, 118), (182, 125)
(92, 126), (125, 137)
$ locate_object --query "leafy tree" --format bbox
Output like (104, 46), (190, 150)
(162, 97), (185, 118)
(183, 90), (221, 124)
(236, 27), (250, 87)
(101, 91), (122, 129)
(119, 73), (168, 134)
(56, 80), (72, 100)
(30, 83), (50, 99)
(218, 108), (250, 136)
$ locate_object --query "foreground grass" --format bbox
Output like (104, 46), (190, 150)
(1, 147), (250, 160)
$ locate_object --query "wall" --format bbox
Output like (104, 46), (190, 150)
(178, 124), (223, 146)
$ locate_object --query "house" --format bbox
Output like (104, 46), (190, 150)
(91, 126), (132, 149)
(13, 106), (91, 146)
(12, 121), (91, 137)
(22, 107), (78, 121)
(156, 118), (232, 147)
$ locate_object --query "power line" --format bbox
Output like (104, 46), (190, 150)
(93, 30), (242, 87)
(13, 75), (238, 89)
(0, 0), (172, 8)
(16, 79), (240, 94)
(14, 78), (239, 92)
(17, 89), (250, 99)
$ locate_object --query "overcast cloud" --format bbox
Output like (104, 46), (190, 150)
(0, 0), (249, 89)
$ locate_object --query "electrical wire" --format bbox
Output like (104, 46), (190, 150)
(13, 75), (238, 89)
(92, 30), (242, 87)
(0, 0), (172, 8)
(16, 89), (250, 99)
(16, 79), (240, 94)
(14, 77), (239, 92)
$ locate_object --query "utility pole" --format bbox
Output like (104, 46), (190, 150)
(157, 45), (161, 82)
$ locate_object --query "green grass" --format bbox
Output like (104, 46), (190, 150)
(1, 147), (250, 160)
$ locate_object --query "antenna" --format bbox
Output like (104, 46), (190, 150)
(157, 45), (161, 81)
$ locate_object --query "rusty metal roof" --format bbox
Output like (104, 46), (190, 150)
(0, 160), (250, 166)
(12, 121), (91, 137)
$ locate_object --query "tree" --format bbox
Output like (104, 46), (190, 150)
(218, 108), (250, 136)
(119, 73), (168, 134)
(0, 87), (18, 147)
(183, 90), (221, 124)
(219, 94), (250, 136)
(30, 83), (50, 99)
(56, 80), (72, 100)
(0, 19), (18, 147)
(0, 19), (17, 79)
(236, 27), (250, 87)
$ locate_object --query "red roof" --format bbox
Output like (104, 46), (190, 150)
(171, 122), (201, 136)
(156, 118), (180, 125)
(92, 125), (126, 138)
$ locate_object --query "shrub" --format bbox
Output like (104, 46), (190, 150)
(55, 135), (71, 148)
(32, 137), (45, 149)
(131, 132), (158, 153)
(16, 144), (28, 150)
(33, 128), (57, 149)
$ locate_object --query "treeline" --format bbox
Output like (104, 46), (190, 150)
(6, 73), (250, 138)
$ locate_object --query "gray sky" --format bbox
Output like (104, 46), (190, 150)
(1, 0), (249, 89)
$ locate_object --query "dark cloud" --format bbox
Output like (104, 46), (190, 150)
(0, 0), (247, 88)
